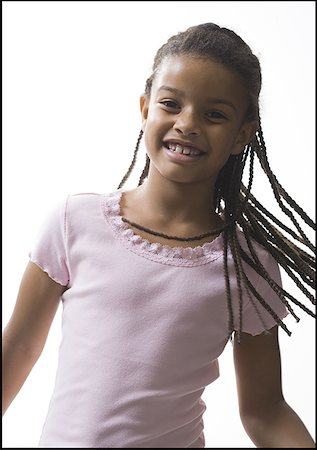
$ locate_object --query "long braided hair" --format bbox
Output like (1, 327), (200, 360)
(118, 23), (315, 340)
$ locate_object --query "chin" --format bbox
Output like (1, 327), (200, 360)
(157, 168), (207, 185)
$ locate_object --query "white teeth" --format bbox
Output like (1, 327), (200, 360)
(167, 143), (202, 156)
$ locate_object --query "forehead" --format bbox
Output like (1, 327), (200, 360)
(152, 55), (248, 109)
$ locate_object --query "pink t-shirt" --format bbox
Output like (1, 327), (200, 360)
(30, 189), (288, 448)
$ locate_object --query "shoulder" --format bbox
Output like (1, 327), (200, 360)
(66, 192), (103, 208)
(64, 191), (119, 232)
(233, 227), (283, 297)
(64, 192), (109, 217)
(231, 228), (288, 335)
(234, 227), (277, 269)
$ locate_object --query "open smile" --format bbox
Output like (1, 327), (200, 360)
(163, 141), (206, 163)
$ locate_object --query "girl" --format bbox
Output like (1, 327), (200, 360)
(2, 22), (315, 448)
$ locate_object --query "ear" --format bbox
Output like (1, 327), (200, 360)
(231, 120), (258, 155)
(140, 95), (149, 131)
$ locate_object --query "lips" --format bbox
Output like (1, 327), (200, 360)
(163, 141), (205, 156)
(163, 141), (206, 163)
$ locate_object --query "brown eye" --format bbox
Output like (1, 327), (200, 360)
(206, 111), (226, 120)
(159, 100), (180, 109)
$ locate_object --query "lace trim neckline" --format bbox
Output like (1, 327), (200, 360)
(102, 189), (224, 266)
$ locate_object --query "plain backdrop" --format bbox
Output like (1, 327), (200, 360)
(2, 1), (315, 448)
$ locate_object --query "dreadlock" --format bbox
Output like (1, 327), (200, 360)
(117, 23), (315, 339)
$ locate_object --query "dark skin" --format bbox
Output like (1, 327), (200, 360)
(122, 55), (315, 447)
(136, 56), (255, 224)
(121, 55), (256, 247)
(3, 266), (314, 446)
(234, 327), (314, 447)
(2, 54), (315, 447)
(2, 262), (66, 415)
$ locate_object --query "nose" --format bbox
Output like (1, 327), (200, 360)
(173, 108), (201, 136)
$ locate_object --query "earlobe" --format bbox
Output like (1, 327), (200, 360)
(231, 121), (258, 155)
(140, 95), (149, 131)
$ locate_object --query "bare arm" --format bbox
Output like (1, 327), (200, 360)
(233, 326), (315, 448)
(2, 261), (67, 415)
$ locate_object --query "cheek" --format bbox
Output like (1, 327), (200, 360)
(143, 122), (161, 158)
(143, 115), (169, 148)
(212, 125), (241, 153)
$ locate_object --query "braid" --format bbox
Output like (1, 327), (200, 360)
(220, 125), (314, 335)
(244, 229), (315, 308)
(117, 130), (143, 189)
(138, 154), (150, 186)
(275, 181), (315, 230)
(242, 271), (292, 336)
(239, 215), (301, 321)
(119, 127), (315, 336)
(255, 125), (314, 251)
(240, 186), (314, 250)
(243, 145), (255, 205)
(244, 205), (315, 289)
(118, 23), (315, 337)
(232, 228), (286, 332)
(230, 228), (248, 343)
(223, 229), (235, 336)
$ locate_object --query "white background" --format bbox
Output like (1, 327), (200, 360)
(2, 1), (315, 447)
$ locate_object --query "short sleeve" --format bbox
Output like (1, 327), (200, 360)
(237, 249), (289, 336)
(29, 197), (70, 286)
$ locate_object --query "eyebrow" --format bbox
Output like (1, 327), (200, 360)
(157, 85), (237, 112)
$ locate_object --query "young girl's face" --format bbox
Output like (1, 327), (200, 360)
(140, 55), (256, 186)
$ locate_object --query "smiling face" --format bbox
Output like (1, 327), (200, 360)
(140, 55), (257, 187)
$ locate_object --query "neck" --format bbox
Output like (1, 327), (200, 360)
(126, 173), (221, 231)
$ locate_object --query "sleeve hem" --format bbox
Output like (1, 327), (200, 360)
(29, 258), (69, 287)
(240, 309), (290, 336)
